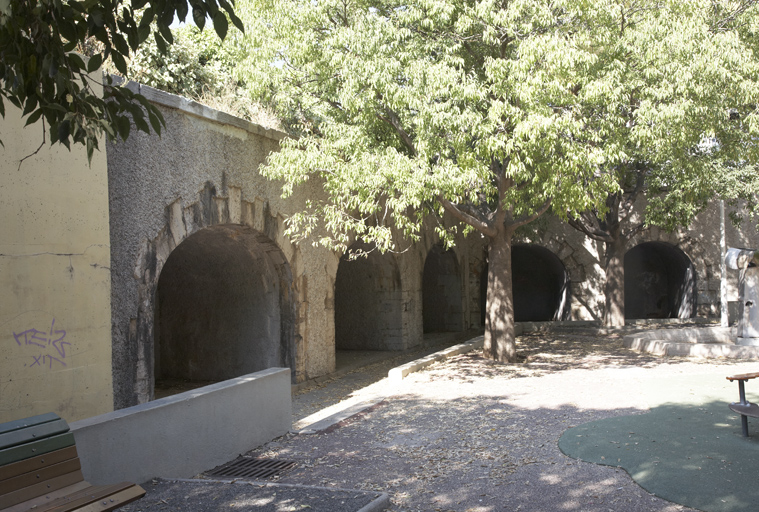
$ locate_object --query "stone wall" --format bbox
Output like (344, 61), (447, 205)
(514, 202), (759, 322)
(107, 84), (338, 408)
(108, 84), (487, 409)
(107, 83), (759, 411)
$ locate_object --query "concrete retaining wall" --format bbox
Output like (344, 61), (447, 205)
(70, 368), (291, 485)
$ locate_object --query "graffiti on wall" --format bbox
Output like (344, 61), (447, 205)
(13, 318), (69, 368)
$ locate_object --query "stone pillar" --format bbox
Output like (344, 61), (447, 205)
(726, 247), (759, 346)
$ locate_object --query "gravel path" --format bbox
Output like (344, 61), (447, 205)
(249, 329), (759, 512)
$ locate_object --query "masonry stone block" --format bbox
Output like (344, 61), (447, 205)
(242, 200), (255, 227)
(229, 186), (242, 224)
(558, 241), (574, 260)
(168, 200), (186, 247)
(214, 196), (229, 223)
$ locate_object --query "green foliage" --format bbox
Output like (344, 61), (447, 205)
(118, 24), (281, 128)
(124, 25), (231, 98)
(229, 0), (759, 255)
(230, 0), (643, 253)
(0, 0), (242, 160)
(565, 1), (759, 234)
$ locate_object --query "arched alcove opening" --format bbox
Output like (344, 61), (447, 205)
(512, 245), (570, 322)
(423, 245), (463, 333)
(480, 245), (570, 323)
(624, 241), (696, 319)
(334, 243), (403, 351)
(154, 224), (295, 395)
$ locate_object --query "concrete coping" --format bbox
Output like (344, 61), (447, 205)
(623, 326), (759, 359)
(108, 75), (289, 143)
(70, 367), (292, 485)
(388, 336), (485, 382)
(74, 368), (289, 425)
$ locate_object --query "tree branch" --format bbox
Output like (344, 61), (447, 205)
(623, 222), (647, 241)
(567, 213), (613, 243)
(18, 119), (47, 171)
(438, 194), (497, 237)
(712, 0), (757, 32)
(376, 107), (416, 156)
(510, 199), (551, 229)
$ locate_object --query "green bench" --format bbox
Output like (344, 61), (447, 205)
(0, 413), (145, 511)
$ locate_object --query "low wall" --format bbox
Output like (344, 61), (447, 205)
(71, 368), (291, 485)
(622, 326), (759, 358)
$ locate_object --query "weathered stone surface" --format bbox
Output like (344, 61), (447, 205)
(106, 83), (759, 411)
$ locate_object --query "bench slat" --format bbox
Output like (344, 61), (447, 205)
(1, 457), (82, 496)
(0, 413), (61, 436)
(0, 414), (144, 512)
(0, 469), (84, 509)
(0, 433), (76, 466)
(66, 485), (146, 512)
(0, 419), (70, 451)
(727, 372), (759, 381)
(0, 445), (78, 482)
(0, 481), (91, 512)
(36, 482), (145, 512)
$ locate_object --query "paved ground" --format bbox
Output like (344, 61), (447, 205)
(248, 327), (759, 512)
(123, 479), (388, 512)
(129, 326), (759, 512)
(560, 378), (759, 512)
(292, 331), (479, 428)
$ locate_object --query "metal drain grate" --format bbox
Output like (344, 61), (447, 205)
(205, 457), (298, 480)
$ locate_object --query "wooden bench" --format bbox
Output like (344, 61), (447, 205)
(0, 413), (145, 511)
(727, 372), (759, 437)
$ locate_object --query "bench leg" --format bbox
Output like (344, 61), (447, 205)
(739, 381), (750, 437)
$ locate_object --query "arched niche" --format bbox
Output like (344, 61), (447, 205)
(624, 241), (696, 319)
(512, 244), (570, 322)
(154, 224), (295, 385)
(422, 245), (463, 333)
(334, 243), (403, 350)
(480, 244), (570, 323)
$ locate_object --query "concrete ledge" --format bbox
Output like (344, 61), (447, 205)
(296, 399), (385, 434)
(388, 336), (484, 382)
(624, 327), (759, 359)
(519, 318), (713, 332)
(110, 75), (288, 142)
(71, 368), (292, 485)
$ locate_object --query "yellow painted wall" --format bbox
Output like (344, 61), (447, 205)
(0, 99), (113, 423)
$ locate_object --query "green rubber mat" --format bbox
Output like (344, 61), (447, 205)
(560, 373), (759, 512)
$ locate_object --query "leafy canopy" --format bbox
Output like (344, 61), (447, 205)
(558, 1), (759, 243)
(231, 0), (634, 253)
(227, 0), (759, 254)
(0, 0), (243, 160)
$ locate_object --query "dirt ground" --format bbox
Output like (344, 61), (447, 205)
(247, 328), (759, 512)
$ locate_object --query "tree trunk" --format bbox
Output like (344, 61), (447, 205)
(483, 229), (518, 362)
(603, 237), (626, 327)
